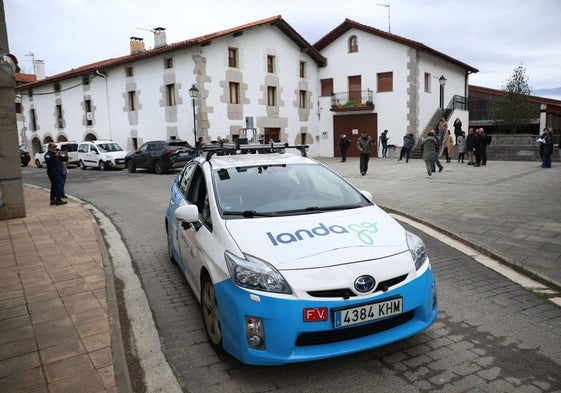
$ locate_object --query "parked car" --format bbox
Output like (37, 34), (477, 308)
(125, 140), (195, 174)
(34, 143), (48, 168)
(77, 140), (127, 170)
(164, 143), (438, 365)
(20, 147), (31, 167)
(34, 141), (79, 168)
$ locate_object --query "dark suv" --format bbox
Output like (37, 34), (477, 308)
(125, 140), (195, 174)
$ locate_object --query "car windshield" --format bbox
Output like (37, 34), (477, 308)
(97, 143), (123, 152)
(212, 163), (369, 216)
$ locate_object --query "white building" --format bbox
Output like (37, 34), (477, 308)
(16, 16), (477, 159)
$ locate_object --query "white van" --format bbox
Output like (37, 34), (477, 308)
(34, 141), (79, 168)
(77, 140), (128, 170)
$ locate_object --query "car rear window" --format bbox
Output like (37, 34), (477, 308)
(60, 143), (78, 152)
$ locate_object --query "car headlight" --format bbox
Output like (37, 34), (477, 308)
(405, 231), (428, 270)
(225, 251), (292, 294)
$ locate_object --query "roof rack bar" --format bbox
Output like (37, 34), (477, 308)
(195, 142), (309, 161)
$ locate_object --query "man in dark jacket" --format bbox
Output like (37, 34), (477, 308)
(338, 134), (351, 162)
(44, 143), (68, 205)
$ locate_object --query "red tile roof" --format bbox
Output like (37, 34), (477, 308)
(314, 18), (478, 74)
(16, 16), (326, 90)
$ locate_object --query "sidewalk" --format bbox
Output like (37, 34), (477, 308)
(0, 186), (129, 393)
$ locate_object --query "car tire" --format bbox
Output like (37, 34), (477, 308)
(79, 160), (87, 170)
(35, 159), (43, 168)
(99, 161), (107, 171)
(127, 160), (136, 173)
(154, 160), (166, 174)
(166, 222), (177, 265)
(201, 273), (224, 353)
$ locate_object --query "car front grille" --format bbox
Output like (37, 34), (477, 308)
(295, 310), (414, 346)
(306, 274), (408, 298)
(115, 159), (125, 165)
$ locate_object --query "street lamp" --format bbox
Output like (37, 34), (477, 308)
(439, 75), (447, 113)
(188, 84), (199, 144)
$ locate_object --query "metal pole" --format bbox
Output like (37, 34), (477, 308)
(192, 97), (196, 143)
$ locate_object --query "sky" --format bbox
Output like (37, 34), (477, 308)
(4, 0), (561, 99)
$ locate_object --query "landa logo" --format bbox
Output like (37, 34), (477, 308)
(266, 222), (378, 246)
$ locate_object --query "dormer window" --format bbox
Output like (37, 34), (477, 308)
(349, 35), (358, 53)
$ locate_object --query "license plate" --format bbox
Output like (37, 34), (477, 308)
(333, 298), (402, 328)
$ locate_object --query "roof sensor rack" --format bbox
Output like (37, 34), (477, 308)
(196, 142), (308, 161)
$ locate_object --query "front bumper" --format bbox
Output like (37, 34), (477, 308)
(214, 267), (438, 365)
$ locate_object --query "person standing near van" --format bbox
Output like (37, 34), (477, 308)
(44, 143), (68, 205)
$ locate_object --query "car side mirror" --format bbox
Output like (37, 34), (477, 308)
(175, 204), (202, 230)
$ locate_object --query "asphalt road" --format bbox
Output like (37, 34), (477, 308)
(22, 162), (561, 393)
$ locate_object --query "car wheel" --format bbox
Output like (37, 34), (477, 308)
(127, 160), (136, 173)
(99, 161), (107, 171)
(79, 160), (87, 170)
(166, 222), (177, 265)
(201, 274), (224, 353)
(154, 160), (166, 174)
(35, 159), (43, 168)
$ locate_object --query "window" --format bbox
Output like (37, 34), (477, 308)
(348, 75), (362, 102)
(54, 82), (61, 92)
(377, 72), (393, 92)
(267, 55), (275, 73)
(299, 90), (307, 109)
(228, 47), (238, 68)
(320, 78), (334, 97)
(424, 72), (431, 93)
(29, 109), (37, 130)
(128, 91), (136, 111)
(267, 86), (276, 106)
(299, 61), (306, 78)
(166, 84), (176, 106)
(82, 76), (89, 85)
(85, 99), (93, 125)
(164, 58), (173, 69)
(15, 102), (22, 114)
(126, 66), (134, 77)
(349, 35), (358, 53)
(229, 82), (240, 104)
(56, 104), (63, 128)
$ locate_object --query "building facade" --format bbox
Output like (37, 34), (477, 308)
(16, 16), (477, 159)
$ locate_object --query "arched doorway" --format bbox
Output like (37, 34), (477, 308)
(84, 132), (97, 141)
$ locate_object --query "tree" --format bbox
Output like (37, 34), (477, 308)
(491, 65), (539, 133)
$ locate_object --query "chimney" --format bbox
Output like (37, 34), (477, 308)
(153, 27), (167, 48)
(129, 37), (145, 55)
(35, 59), (46, 80)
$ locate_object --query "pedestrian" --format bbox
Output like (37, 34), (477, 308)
(59, 146), (68, 198)
(421, 130), (437, 178)
(480, 128), (490, 165)
(542, 129), (553, 168)
(338, 134), (351, 162)
(398, 132), (414, 163)
(44, 143), (68, 205)
(465, 128), (476, 165)
(453, 118), (462, 144)
(439, 130), (454, 163)
(380, 130), (389, 158)
(357, 130), (373, 176)
(437, 117), (447, 142)
(432, 132), (444, 173)
(537, 128), (548, 166)
(457, 131), (466, 163)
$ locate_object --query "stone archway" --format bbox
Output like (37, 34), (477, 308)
(84, 132), (97, 141)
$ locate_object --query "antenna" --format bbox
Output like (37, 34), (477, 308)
(136, 27), (154, 33)
(377, 2), (391, 33)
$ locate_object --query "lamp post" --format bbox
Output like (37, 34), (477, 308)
(188, 84), (199, 144)
(439, 75), (447, 113)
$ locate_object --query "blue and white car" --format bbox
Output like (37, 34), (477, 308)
(165, 143), (438, 365)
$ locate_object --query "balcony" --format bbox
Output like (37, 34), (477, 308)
(330, 90), (374, 112)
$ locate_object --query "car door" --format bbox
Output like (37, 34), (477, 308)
(176, 165), (214, 294)
(134, 143), (151, 168)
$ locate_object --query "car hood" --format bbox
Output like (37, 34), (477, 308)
(101, 151), (128, 158)
(225, 205), (409, 270)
